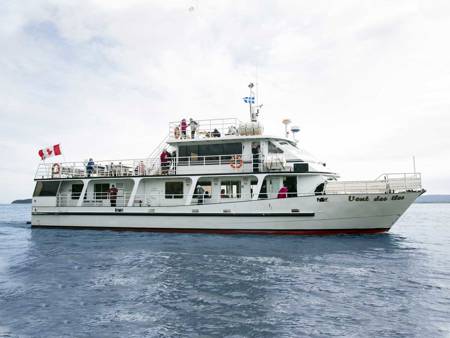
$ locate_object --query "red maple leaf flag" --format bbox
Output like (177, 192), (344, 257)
(38, 144), (62, 160)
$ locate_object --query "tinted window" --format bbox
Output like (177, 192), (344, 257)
(94, 183), (110, 200)
(33, 181), (60, 197)
(179, 143), (242, 157)
(71, 183), (84, 200)
(165, 181), (184, 199)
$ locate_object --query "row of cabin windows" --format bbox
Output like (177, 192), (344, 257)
(164, 181), (241, 199)
(178, 143), (242, 158)
(33, 182), (121, 200)
(34, 177), (298, 200)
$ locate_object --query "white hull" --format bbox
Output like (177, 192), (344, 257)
(32, 192), (420, 235)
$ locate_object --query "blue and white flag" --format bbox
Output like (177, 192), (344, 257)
(243, 96), (255, 104)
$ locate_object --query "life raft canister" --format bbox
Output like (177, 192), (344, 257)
(230, 155), (243, 169)
(52, 163), (61, 176)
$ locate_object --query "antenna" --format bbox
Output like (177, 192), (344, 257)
(282, 119), (291, 138)
(413, 156), (416, 174)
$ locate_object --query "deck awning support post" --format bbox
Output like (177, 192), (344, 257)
(127, 178), (142, 207)
(77, 179), (90, 207)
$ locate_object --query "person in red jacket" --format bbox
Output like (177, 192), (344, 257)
(180, 118), (187, 139)
(108, 184), (118, 207)
(160, 149), (170, 175)
(277, 185), (288, 199)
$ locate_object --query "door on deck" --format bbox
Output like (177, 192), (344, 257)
(284, 176), (298, 197)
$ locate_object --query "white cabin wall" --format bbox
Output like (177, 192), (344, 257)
(297, 175), (325, 195)
(266, 176), (283, 198)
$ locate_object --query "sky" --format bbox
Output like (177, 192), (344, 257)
(0, 0), (449, 203)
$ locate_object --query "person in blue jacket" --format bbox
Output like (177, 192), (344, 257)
(86, 158), (95, 177)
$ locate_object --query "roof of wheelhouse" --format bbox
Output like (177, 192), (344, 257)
(167, 135), (296, 146)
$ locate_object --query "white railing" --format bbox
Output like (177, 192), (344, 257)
(55, 191), (300, 208)
(325, 173), (422, 194)
(35, 153), (286, 179)
(168, 118), (241, 140)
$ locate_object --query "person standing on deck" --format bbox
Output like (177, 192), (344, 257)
(277, 185), (288, 199)
(108, 184), (118, 207)
(160, 149), (170, 175)
(180, 119), (188, 139)
(189, 118), (199, 139)
(86, 158), (95, 177)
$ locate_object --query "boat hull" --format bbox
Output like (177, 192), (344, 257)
(31, 192), (420, 235)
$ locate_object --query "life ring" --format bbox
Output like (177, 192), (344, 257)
(230, 155), (243, 169)
(174, 126), (180, 139)
(52, 163), (61, 176)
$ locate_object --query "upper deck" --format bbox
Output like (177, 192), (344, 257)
(168, 118), (263, 143)
(35, 117), (332, 180)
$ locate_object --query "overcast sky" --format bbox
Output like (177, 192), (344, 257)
(1, 0), (449, 203)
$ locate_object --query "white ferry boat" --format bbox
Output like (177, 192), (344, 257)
(31, 89), (423, 235)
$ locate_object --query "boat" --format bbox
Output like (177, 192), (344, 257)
(31, 85), (424, 235)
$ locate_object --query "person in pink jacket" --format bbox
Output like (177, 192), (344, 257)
(180, 119), (187, 139)
(277, 185), (288, 198)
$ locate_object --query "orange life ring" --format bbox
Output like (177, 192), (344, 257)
(230, 155), (243, 169)
(52, 163), (61, 176)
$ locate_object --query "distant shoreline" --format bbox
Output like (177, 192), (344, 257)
(11, 198), (32, 204)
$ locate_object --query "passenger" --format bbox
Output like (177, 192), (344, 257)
(180, 118), (188, 139)
(220, 189), (229, 198)
(189, 118), (199, 139)
(160, 149), (170, 175)
(109, 162), (114, 176)
(212, 128), (221, 137)
(108, 184), (118, 207)
(86, 158), (95, 177)
(195, 185), (205, 204)
(277, 185), (288, 199)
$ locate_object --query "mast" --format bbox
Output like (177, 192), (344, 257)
(248, 82), (262, 122)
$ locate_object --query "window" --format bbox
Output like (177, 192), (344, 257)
(33, 181), (60, 197)
(220, 180), (241, 199)
(71, 183), (84, 200)
(94, 183), (110, 200)
(165, 181), (184, 199)
(179, 143), (242, 157)
(194, 181), (212, 203)
(268, 141), (283, 154)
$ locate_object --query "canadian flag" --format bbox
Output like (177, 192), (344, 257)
(38, 144), (62, 160)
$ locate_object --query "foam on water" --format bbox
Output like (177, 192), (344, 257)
(0, 204), (449, 337)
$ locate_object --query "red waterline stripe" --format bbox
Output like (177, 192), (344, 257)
(31, 225), (390, 236)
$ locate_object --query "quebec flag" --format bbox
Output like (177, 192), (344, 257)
(243, 96), (255, 104)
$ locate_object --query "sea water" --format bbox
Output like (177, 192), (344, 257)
(0, 203), (449, 337)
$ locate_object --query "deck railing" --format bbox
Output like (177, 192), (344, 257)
(34, 153), (286, 179)
(325, 173), (422, 194)
(168, 118), (242, 140)
(51, 172), (422, 208)
(55, 191), (303, 207)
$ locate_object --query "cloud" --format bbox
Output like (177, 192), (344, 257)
(0, 0), (450, 202)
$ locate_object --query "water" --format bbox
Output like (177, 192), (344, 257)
(0, 204), (449, 337)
